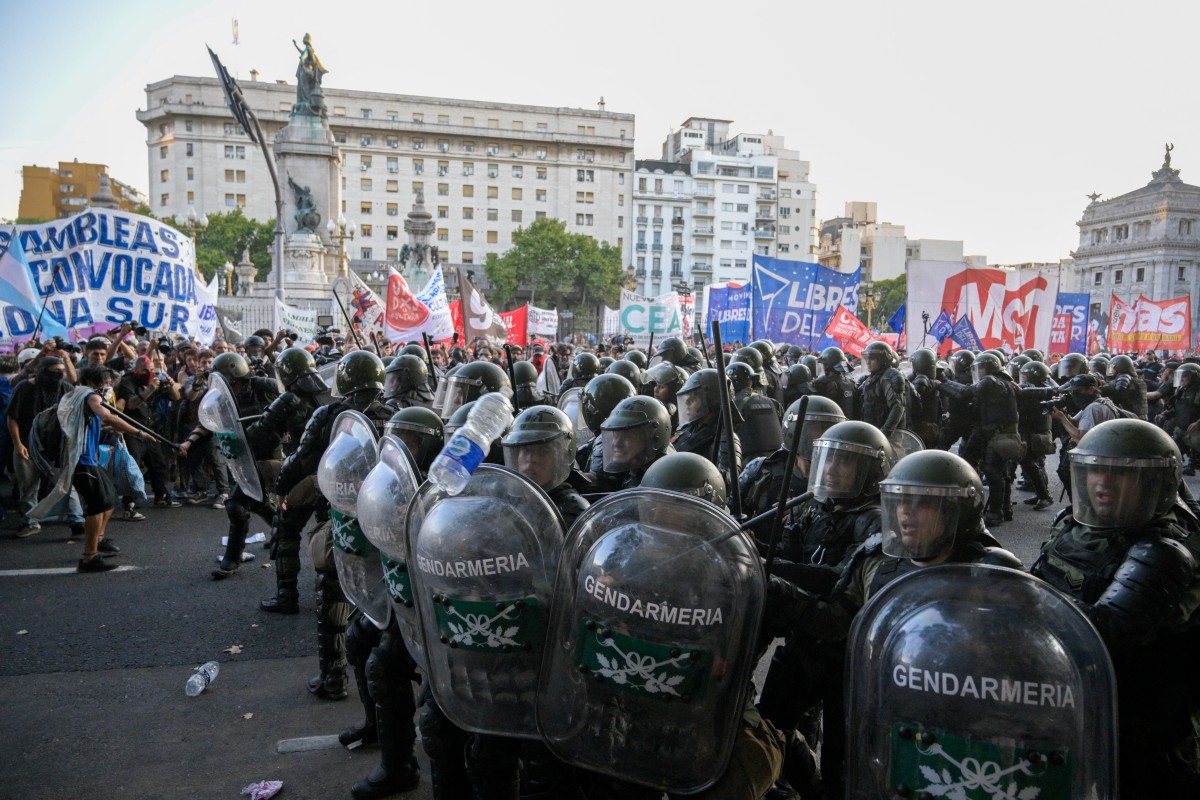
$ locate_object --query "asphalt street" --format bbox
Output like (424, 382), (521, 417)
(1, 456), (1191, 799)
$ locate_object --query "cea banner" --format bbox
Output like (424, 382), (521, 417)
(906, 261), (1059, 353)
(1049, 293), (1091, 355)
(1108, 294), (1192, 353)
(751, 256), (861, 348)
(706, 283), (752, 344)
(0, 209), (204, 339)
(619, 289), (682, 348)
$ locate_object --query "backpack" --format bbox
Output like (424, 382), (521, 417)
(29, 404), (64, 477)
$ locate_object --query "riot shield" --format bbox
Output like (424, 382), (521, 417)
(198, 372), (263, 501)
(317, 411), (379, 517)
(536, 489), (765, 794)
(845, 564), (1117, 800)
(318, 411), (392, 629)
(407, 464), (564, 738)
(557, 387), (593, 447)
(889, 429), (925, 461)
(358, 435), (427, 666)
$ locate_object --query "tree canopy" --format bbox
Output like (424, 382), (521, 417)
(483, 217), (624, 311)
(163, 209), (276, 283)
(869, 274), (907, 332)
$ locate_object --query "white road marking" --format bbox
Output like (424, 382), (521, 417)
(277, 735), (342, 753)
(0, 566), (141, 576)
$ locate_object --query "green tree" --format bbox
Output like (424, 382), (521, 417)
(165, 209), (276, 282)
(867, 274), (907, 332)
(483, 217), (623, 311)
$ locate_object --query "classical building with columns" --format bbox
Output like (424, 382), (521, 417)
(1070, 148), (1200, 341)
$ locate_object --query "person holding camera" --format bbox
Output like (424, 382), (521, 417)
(115, 356), (180, 512)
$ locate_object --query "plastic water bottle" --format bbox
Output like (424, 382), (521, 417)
(429, 392), (514, 495)
(185, 661), (220, 697)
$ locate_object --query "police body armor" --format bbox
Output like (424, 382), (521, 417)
(407, 464), (564, 738)
(317, 410), (392, 629)
(536, 489), (765, 794)
(845, 564), (1117, 800)
(815, 373), (858, 419)
(358, 435), (427, 668)
(737, 392), (783, 459)
(199, 372), (264, 501)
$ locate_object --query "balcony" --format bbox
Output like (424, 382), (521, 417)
(756, 209), (775, 221)
(671, 244), (684, 253)
(652, 217), (664, 225)
(651, 270), (662, 279)
(636, 216), (648, 224)
(692, 263), (713, 273)
(652, 243), (664, 251)
(693, 245), (714, 255)
(754, 228), (774, 239)
(694, 207), (714, 217)
(758, 191), (777, 201)
(634, 268), (646, 278)
(694, 187), (714, 197)
(694, 225), (714, 235)
(671, 217), (684, 227)
(636, 242), (647, 251)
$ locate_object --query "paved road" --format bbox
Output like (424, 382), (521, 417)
(2, 458), (1193, 799)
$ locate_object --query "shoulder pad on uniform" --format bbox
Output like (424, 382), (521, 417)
(1127, 535), (1196, 574)
(975, 547), (1025, 570)
(557, 489), (590, 519)
(861, 532), (884, 555)
(743, 455), (767, 474)
(1052, 506), (1073, 528)
(270, 392), (303, 412)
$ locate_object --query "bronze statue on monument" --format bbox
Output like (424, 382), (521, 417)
(287, 175), (321, 233)
(291, 33), (328, 118)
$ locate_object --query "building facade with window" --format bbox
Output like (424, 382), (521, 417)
(631, 118), (817, 295)
(137, 76), (634, 273)
(1070, 156), (1200, 341)
(18, 161), (146, 220)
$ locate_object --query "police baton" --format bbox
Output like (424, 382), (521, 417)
(422, 333), (439, 390)
(502, 344), (520, 408)
(763, 394), (808, 578)
(738, 490), (814, 535)
(709, 320), (743, 518)
(100, 401), (182, 451)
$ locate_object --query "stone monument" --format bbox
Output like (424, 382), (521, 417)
(270, 32), (343, 302)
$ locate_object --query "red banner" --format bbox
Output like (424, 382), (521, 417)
(498, 305), (528, 346)
(823, 304), (874, 357)
(1108, 294), (1192, 353)
(1048, 313), (1072, 355)
(444, 299), (464, 346)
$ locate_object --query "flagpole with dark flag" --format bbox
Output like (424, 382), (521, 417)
(207, 45), (285, 325)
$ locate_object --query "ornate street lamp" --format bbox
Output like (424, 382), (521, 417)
(327, 214), (356, 278)
(223, 260), (234, 295)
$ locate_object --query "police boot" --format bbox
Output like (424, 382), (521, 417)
(350, 710), (419, 798)
(1001, 476), (1014, 521)
(341, 615), (383, 749)
(418, 690), (471, 800)
(309, 572), (349, 700)
(465, 734), (521, 800)
(260, 523), (300, 614)
(519, 741), (582, 800)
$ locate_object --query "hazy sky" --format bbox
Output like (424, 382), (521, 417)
(5, 0), (1196, 265)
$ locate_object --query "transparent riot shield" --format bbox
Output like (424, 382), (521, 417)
(318, 411), (391, 629)
(888, 429), (925, 462)
(536, 490), (765, 794)
(557, 387), (592, 447)
(358, 435), (426, 666)
(198, 372), (263, 501)
(845, 564), (1117, 800)
(406, 465), (564, 738)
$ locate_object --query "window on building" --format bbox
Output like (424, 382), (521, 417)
(412, 181), (423, 194)
(537, 168), (547, 180)
(361, 178), (373, 191)
(462, 230), (474, 242)
(463, 141), (476, 153)
(186, 167), (194, 181)
(361, 202), (373, 215)
(438, 139), (450, 152)
(486, 208), (498, 221)
(462, 252), (474, 264)
(619, 173), (625, 185)
(487, 164), (499, 178)
(512, 188), (523, 201)
(437, 206), (449, 219)
(1181, 219), (1195, 236)
(361, 247), (372, 259)
(638, 177), (647, 191)
(511, 209), (523, 223)
(437, 228), (449, 241)
(438, 161), (449, 176)
(387, 203), (398, 216)
(1180, 265), (1190, 281)
(536, 211), (547, 220)
(578, 170), (595, 183)
(463, 185), (474, 198)
(186, 191), (194, 203)
(1113, 269), (1123, 284)
(438, 183), (449, 196)
(779, 207), (791, 218)
(463, 208), (474, 220)
(536, 189), (547, 202)
(186, 143), (194, 157)
(736, 204), (749, 213)
(1114, 224), (1129, 241)
(360, 224), (373, 238)
(410, 159), (421, 174)
(437, 114), (449, 125)
(486, 185), (499, 200)
(411, 138), (424, 150)
(487, 230), (498, 244)
(512, 166), (523, 178)
(487, 143), (500, 155)
(463, 162), (475, 176)
(160, 169), (169, 182)
(160, 193), (169, 206)
(387, 137), (399, 148)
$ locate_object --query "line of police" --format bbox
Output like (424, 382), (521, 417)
(197, 334), (1200, 799)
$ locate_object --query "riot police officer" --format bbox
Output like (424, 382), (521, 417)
(577, 373), (637, 482)
(1016, 360), (1056, 511)
(605, 358), (642, 391)
(1032, 419), (1200, 795)
(1100, 354), (1148, 419)
(813, 346), (858, 420)
(642, 361), (687, 429)
(273, 351), (391, 699)
(597, 395), (674, 490)
(782, 363), (816, 409)
(383, 354), (434, 410)
(752, 339), (786, 405)
(673, 368), (742, 484)
(908, 348), (943, 448)
(652, 335), (701, 372)
(727, 362), (783, 462)
(858, 341), (907, 436)
(438, 360), (512, 421)
(559, 352), (599, 393)
(510, 360), (543, 411)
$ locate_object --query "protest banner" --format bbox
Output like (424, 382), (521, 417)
(822, 304), (874, 356)
(706, 283), (752, 344)
(1108, 294), (1192, 353)
(905, 261), (1059, 353)
(527, 304), (558, 337)
(498, 305), (528, 345)
(384, 265), (454, 343)
(619, 289), (683, 348)
(275, 299), (319, 344)
(349, 271), (386, 339)
(751, 256), (861, 348)
(0, 209), (206, 340)
(1049, 314), (1073, 355)
(949, 314), (984, 350)
(1052, 292), (1091, 354)
(457, 268), (508, 346)
(602, 305), (620, 338)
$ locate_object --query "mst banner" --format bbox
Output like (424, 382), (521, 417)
(905, 261), (1059, 353)
(1108, 294), (1192, 353)
(751, 256), (861, 348)
(0, 209), (204, 339)
(619, 289), (682, 348)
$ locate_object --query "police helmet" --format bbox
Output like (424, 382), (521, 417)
(972, 352), (1003, 381)
(783, 395), (847, 458)
(1108, 354), (1136, 377)
(606, 359), (642, 388)
(726, 362), (756, 393)
(879, 450), (984, 560)
(1059, 353), (1088, 379)
(439, 360), (512, 419)
(640, 452), (727, 508)
(950, 350), (975, 373)
(383, 354), (428, 399)
(599, 396), (672, 473)
(580, 374), (637, 433)
(624, 350), (649, 370)
(652, 336), (688, 366)
(863, 341), (899, 371)
(819, 346), (848, 374)
(750, 340), (776, 367)
(1019, 361), (1053, 386)
(275, 347), (324, 394)
(676, 368), (724, 427)
(335, 351), (386, 396)
(787, 363), (813, 387)
(643, 361), (688, 396)
(808, 420), (894, 501)
(501, 405), (576, 490)
(385, 406), (444, 471)
(512, 360), (539, 388)
(910, 348), (937, 379)
(211, 352), (250, 381)
(1070, 419), (1181, 529)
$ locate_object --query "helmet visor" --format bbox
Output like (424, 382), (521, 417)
(383, 371), (409, 399)
(439, 375), (478, 419)
(503, 437), (572, 490)
(293, 373), (327, 395)
(808, 440), (877, 500)
(602, 427), (652, 473)
(796, 417), (839, 462)
(880, 484), (963, 560)
(1070, 453), (1176, 529)
(677, 389), (711, 428)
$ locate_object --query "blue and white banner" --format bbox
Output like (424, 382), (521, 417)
(950, 315), (984, 350)
(0, 209), (203, 340)
(1054, 292), (1091, 355)
(928, 309), (953, 343)
(751, 256), (861, 348)
(706, 283), (752, 344)
(886, 303), (906, 335)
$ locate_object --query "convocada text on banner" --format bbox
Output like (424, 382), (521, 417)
(0, 209), (203, 339)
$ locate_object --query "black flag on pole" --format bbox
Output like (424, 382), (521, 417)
(207, 45), (259, 146)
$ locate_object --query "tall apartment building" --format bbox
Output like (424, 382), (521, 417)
(18, 161), (146, 220)
(818, 201), (968, 282)
(632, 118), (818, 295)
(137, 77), (634, 274)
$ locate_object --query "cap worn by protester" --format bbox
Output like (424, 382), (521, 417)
(1067, 373), (1100, 390)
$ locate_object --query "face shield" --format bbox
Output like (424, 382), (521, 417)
(795, 416), (841, 469)
(677, 389), (712, 427)
(439, 374), (481, 419)
(602, 426), (653, 473)
(503, 436), (573, 490)
(807, 439), (881, 500)
(293, 372), (327, 396)
(1070, 453), (1177, 529)
(383, 370), (410, 400)
(880, 483), (967, 560)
